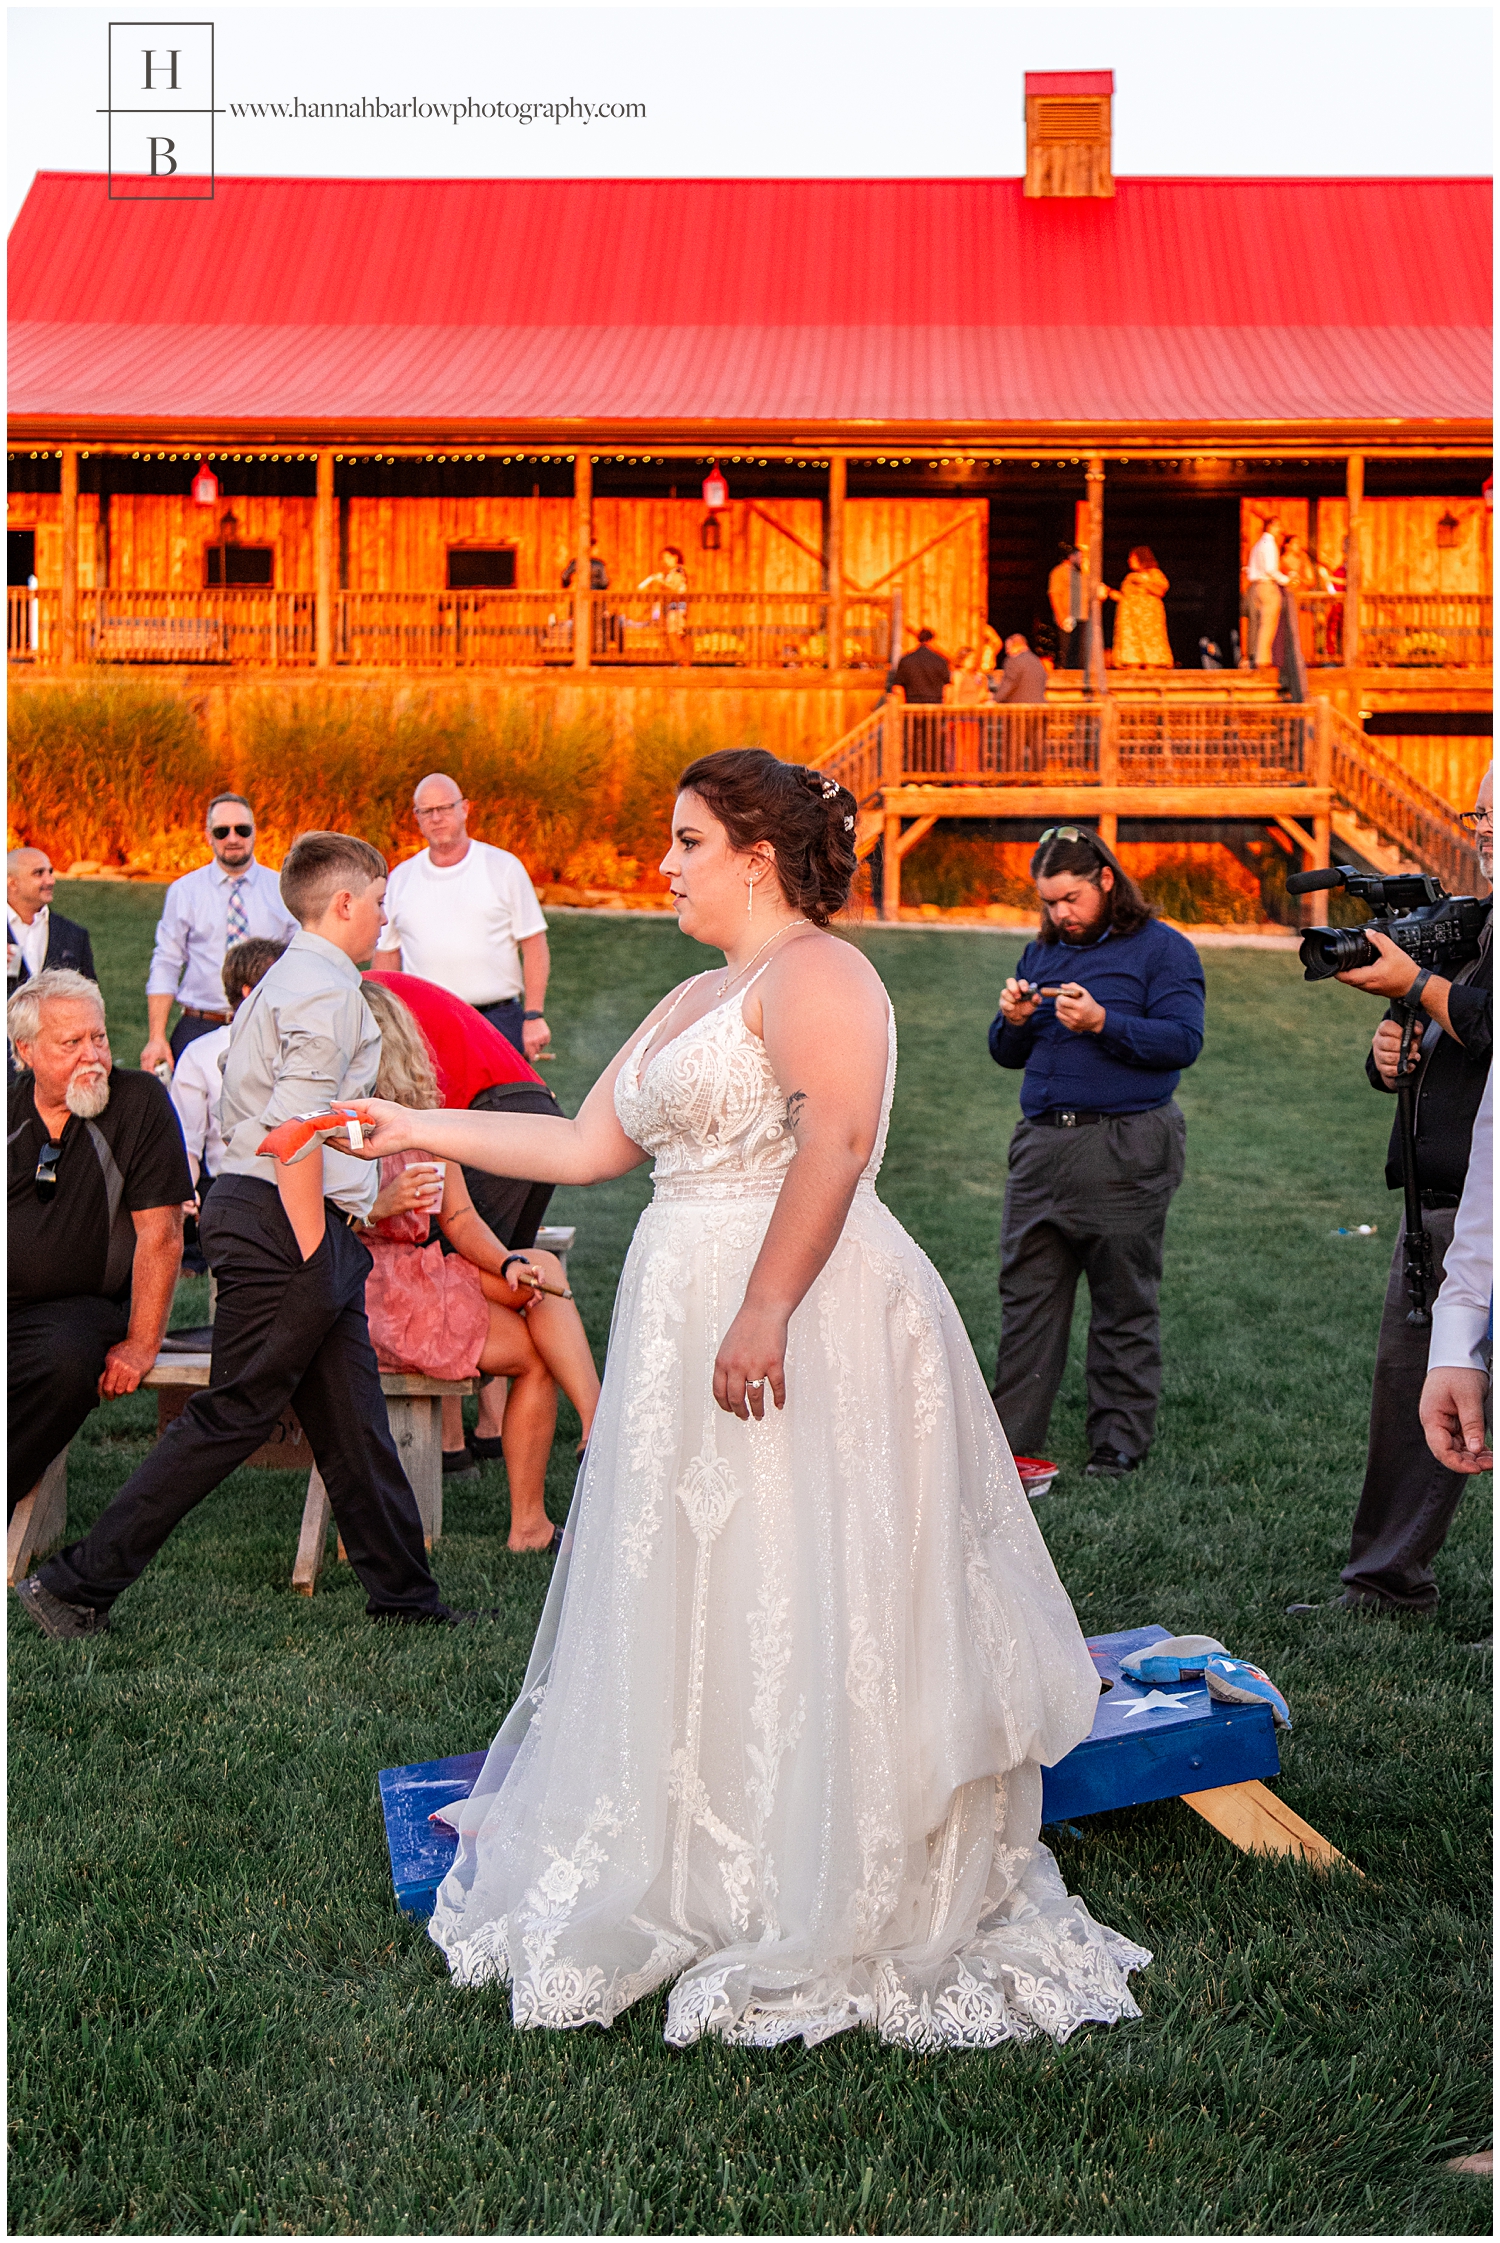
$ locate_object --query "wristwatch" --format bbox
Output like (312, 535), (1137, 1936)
(522, 1010), (546, 1021)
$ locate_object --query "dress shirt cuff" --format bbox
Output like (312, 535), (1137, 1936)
(1428, 1300), (1492, 1375)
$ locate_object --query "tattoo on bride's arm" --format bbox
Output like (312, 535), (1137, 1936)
(784, 1090), (808, 1136)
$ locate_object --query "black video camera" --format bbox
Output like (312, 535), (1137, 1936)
(1287, 866), (1487, 982)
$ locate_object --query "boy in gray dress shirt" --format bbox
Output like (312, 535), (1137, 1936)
(19, 834), (467, 1638)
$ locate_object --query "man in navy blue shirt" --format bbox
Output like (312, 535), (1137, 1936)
(989, 828), (1205, 1477)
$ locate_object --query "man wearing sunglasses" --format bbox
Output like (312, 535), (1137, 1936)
(8, 969), (190, 1528)
(141, 794), (299, 1079)
(989, 826), (1205, 1481)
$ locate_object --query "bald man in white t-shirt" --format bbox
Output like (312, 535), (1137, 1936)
(372, 773), (551, 1060)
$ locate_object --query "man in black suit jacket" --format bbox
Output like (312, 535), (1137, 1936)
(990, 634), (1050, 706)
(7, 849), (95, 989)
(884, 627), (951, 704)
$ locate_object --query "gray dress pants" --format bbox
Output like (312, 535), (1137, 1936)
(992, 1103), (1186, 1460)
(1341, 1209), (1472, 1610)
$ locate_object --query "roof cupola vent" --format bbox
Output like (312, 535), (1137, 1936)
(1024, 71), (1114, 198)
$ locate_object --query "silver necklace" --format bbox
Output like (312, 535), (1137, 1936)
(717, 918), (811, 996)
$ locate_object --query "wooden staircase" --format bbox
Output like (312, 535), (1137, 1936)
(811, 693), (1483, 906)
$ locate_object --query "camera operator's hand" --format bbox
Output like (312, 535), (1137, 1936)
(998, 977), (1042, 1028)
(1335, 928), (1423, 1000)
(1371, 1017), (1420, 1089)
(1419, 1365), (1492, 1474)
(1054, 982), (1107, 1036)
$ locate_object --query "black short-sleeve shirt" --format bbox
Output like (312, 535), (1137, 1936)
(8, 1066), (191, 1305)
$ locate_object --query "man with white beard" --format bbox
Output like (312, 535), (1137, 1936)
(8, 970), (190, 1520)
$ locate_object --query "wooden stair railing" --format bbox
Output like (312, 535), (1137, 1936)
(805, 696), (1483, 894)
(1324, 705), (1483, 893)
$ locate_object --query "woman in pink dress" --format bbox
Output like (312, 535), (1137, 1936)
(358, 981), (600, 1554)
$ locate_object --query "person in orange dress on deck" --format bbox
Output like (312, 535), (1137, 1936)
(1112, 547), (1174, 668)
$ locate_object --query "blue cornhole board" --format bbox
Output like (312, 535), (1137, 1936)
(377, 1626), (1281, 1918)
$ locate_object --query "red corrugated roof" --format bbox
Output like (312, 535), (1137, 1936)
(8, 172), (1491, 434)
(1025, 72), (1114, 97)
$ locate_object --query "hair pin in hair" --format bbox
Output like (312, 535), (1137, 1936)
(821, 778), (839, 799)
(843, 814), (855, 831)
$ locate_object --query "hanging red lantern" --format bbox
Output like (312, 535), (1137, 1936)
(191, 459), (220, 506)
(702, 461), (728, 509)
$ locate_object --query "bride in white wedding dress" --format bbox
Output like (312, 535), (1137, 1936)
(352, 748), (1149, 2050)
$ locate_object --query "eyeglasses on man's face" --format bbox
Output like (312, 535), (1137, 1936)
(210, 823), (254, 840)
(414, 799), (465, 820)
(35, 1140), (62, 1203)
(1457, 809), (1493, 834)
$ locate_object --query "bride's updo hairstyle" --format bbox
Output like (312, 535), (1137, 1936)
(676, 748), (859, 928)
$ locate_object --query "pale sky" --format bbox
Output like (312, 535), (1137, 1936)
(7, 2), (1494, 229)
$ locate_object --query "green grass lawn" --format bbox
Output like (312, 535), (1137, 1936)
(9, 885), (1491, 2236)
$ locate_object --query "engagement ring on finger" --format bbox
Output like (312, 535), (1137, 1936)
(747, 1378), (765, 1390)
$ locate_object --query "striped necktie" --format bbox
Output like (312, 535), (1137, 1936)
(225, 880), (250, 944)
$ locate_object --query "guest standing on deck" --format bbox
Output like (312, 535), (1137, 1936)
(373, 773), (551, 1062)
(884, 626), (951, 704)
(1245, 515), (1288, 669)
(989, 827), (1204, 1480)
(140, 794), (297, 1076)
(1111, 549), (1173, 669)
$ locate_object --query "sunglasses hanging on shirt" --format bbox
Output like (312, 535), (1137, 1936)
(34, 1141), (62, 1202)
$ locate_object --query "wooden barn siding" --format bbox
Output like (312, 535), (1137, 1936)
(8, 490), (987, 647)
(844, 500), (988, 653)
(1380, 736), (1491, 809)
(1240, 497), (1494, 595)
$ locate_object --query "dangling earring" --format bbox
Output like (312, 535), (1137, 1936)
(747, 872), (756, 919)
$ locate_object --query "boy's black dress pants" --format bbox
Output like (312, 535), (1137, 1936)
(40, 1177), (447, 1618)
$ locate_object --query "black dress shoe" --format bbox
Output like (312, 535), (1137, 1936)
(1085, 1447), (1141, 1479)
(442, 1447), (480, 1481)
(470, 1434), (506, 1462)
(12, 1577), (111, 1639)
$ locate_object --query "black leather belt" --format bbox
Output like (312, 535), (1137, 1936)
(1419, 1189), (1461, 1211)
(1036, 1108), (1106, 1128)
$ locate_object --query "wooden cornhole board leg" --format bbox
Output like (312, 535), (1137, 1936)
(8, 1447), (70, 1586)
(1182, 1779), (1360, 1873)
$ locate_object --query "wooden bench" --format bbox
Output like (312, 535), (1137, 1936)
(10, 1227), (577, 1598)
(142, 1355), (473, 1596)
(7, 1447), (70, 1586)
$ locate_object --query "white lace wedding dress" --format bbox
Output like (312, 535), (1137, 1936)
(427, 971), (1150, 2049)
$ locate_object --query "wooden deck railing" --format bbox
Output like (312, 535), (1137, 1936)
(8, 586), (1487, 673)
(8, 584), (55, 661)
(6, 587), (895, 670)
(586, 592), (891, 670)
(1355, 593), (1492, 671)
(811, 697), (1481, 893)
(332, 591), (570, 667)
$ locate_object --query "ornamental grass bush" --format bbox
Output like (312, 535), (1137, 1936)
(234, 687), (622, 881)
(8, 681), (215, 869)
